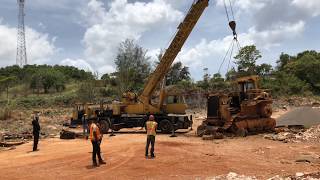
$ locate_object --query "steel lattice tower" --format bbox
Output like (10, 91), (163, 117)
(16, 0), (27, 67)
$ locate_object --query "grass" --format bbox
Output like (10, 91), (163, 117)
(0, 82), (79, 109)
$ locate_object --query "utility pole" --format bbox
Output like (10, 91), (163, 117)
(16, 0), (27, 67)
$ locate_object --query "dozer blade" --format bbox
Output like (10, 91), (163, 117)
(234, 118), (276, 133)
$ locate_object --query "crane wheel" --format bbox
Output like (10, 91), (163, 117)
(159, 120), (173, 134)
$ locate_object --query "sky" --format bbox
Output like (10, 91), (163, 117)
(0, 0), (319, 80)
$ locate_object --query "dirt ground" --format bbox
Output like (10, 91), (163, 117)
(0, 109), (320, 180)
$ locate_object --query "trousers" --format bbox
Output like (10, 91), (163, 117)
(33, 133), (39, 151)
(145, 135), (155, 156)
(91, 140), (103, 163)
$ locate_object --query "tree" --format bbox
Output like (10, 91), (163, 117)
(155, 50), (191, 85)
(114, 39), (151, 93)
(225, 67), (237, 80)
(234, 45), (262, 76)
(209, 73), (229, 91)
(276, 53), (291, 71)
(256, 63), (273, 77)
(197, 68), (210, 91)
(285, 52), (320, 93)
(30, 69), (66, 94)
(0, 76), (17, 103)
(166, 62), (191, 85)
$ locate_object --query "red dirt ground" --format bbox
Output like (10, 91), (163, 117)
(0, 132), (319, 180)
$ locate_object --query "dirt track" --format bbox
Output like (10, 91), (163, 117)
(0, 130), (319, 180)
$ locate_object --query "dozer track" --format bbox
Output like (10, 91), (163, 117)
(197, 117), (276, 137)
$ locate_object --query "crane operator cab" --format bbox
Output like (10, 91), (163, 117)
(164, 94), (188, 115)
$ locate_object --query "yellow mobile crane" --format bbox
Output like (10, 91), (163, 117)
(94, 0), (210, 133)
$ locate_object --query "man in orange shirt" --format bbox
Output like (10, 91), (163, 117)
(145, 115), (158, 159)
(89, 119), (106, 167)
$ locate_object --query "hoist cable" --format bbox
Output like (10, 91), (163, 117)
(218, 39), (234, 74)
(223, 0), (230, 22)
(235, 39), (241, 51)
(228, 0), (235, 21)
(227, 40), (235, 73)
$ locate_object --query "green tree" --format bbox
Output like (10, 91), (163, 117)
(225, 67), (237, 80)
(256, 63), (273, 77)
(30, 69), (66, 94)
(166, 62), (191, 85)
(114, 39), (151, 93)
(0, 76), (17, 103)
(209, 73), (229, 91)
(276, 53), (291, 71)
(285, 51), (320, 93)
(155, 50), (191, 85)
(234, 45), (262, 76)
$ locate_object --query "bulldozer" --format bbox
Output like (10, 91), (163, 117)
(197, 75), (276, 137)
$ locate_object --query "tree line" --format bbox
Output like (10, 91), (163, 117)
(1, 39), (319, 105)
(0, 65), (94, 95)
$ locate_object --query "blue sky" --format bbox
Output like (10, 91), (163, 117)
(0, 0), (319, 80)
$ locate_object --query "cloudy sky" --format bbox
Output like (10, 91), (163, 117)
(0, 0), (319, 80)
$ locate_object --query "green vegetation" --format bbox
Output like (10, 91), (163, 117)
(201, 45), (320, 97)
(1, 39), (319, 110)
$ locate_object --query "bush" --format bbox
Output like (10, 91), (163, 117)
(0, 106), (12, 120)
(261, 72), (311, 97)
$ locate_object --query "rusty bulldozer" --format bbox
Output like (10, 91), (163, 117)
(197, 75), (276, 137)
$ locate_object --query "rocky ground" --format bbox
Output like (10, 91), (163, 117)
(1, 101), (320, 179)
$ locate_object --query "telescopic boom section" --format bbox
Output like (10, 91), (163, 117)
(139, 0), (209, 105)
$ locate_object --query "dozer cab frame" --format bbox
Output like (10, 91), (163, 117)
(197, 75), (276, 137)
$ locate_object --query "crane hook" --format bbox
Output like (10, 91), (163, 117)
(229, 20), (237, 40)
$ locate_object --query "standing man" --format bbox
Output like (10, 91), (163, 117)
(145, 115), (158, 159)
(32, 112), (41, 151)
(89, 119), (106, 167)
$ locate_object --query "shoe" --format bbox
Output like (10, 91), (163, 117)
(93, 162), (99, 167)
(99, 160), (106, 165)
(151, 154), (156, 159)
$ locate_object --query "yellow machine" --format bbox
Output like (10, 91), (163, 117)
(70, 103), (104, 124)
(80, 0), (210, 133)
(197, 75), (276, 137)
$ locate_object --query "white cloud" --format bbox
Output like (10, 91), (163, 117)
(177, 20), (304, 72)
(0, 21), (56, 67)
(81, 0), (183, 75)
(292, 0), (320, 17)
(216, 0), (266, 11)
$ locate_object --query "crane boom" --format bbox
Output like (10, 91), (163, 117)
(139, 0), (209, 105)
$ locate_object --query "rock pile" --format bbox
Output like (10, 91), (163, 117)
(264, 125), (320, 143)
(210, 172), (257, 180)
(269, 172), (320, 180)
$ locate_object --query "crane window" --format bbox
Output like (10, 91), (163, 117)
(166, 96), (182, 104)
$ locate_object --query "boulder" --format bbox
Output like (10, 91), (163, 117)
(60, 130), (76, 139)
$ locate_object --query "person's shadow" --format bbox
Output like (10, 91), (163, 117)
(85, 165), (97, 169)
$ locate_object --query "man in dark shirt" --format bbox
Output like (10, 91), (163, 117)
(32, 113), (41, 151)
